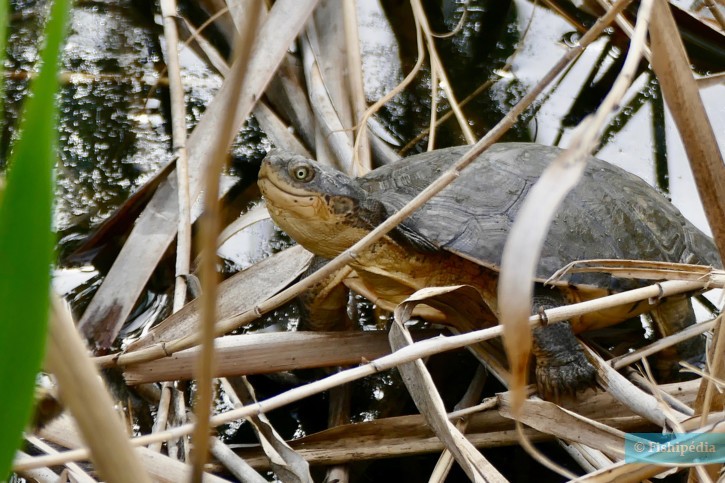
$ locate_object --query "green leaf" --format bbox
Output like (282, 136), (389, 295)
(0, 0), (6, 123)
(0, 0), (70, 478)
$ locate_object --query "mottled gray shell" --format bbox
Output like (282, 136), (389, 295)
(359, 143), (721, 287)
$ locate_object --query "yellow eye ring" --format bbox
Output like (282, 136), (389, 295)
(290, 163), (314, 182)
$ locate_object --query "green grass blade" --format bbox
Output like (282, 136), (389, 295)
(0, 0), (6, 125)
(0, 0), (70, 477)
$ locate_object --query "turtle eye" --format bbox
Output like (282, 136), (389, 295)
(290, 163), (315, 182)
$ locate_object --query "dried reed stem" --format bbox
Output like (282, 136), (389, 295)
(191, 3), (262, 479)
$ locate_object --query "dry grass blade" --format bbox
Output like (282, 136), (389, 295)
(497, 146), (588, 412)
(301, 19), (353, 172)
(158, 2), (194, 464)
(177, 9), (230, 76)
(13, 451), (61, 483)
(575, 459), (667, 482)
(584, 345), (689, 426)
(609, 318), (717, 370)
(125, 245), (312, 351)
(148, 382), (172, 453)
(650, 0), (725, 257)
(209, 436), (267, 483)
(703, 0), (725, 30)
(159, 0), (192, 315)
(389, 318), (506, 483)
(308, 1), (354, 129)
(690, 315), (725, 480)
(193, 2), (266, 475)
(24, 436), (95, 483)
(217, 203), (270, 246)
(497, 396), (625, 459)
(342, 0), (370, 172)
(430, 366), (488, 482)
(547, 259), (721, 285)
(231, 379), (312, 483)
(45, 297), (151, 482)
(35, 415), (229, 482)
(695, 316), (725, 413)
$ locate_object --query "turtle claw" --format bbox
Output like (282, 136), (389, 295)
(532, 322), (598, 401)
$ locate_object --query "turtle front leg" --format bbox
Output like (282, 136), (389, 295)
(532, 322), (597, 400)
(531, 290), (597, 400)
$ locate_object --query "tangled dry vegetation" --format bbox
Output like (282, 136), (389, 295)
(14, 0), (725, 481)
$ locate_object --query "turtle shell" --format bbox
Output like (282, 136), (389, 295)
(359, 143), (721, 287)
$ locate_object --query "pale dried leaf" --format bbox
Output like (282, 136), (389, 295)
(307, 0), (354, 137)
(237, 378), (312, 483)
(497, 146), (589, 415)
(126, 245), (313, 350)
(547, 259), (720, 285)
(584, 345), (689, 426)
(389, 319), (506, 483)
(218, 203), (271, 246)
(497, 395), (626, 459)
(392, 284), (496, 327)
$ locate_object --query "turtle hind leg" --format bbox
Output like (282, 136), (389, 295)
(647, 296), (705, 382)
(532, 288), (597, 401)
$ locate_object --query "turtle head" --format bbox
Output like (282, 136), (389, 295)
(259, 150), (379, 258)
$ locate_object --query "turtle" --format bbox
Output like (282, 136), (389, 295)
(258, 142), (720, 399)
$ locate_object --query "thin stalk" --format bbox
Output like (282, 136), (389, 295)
(190, 2), (262, 481)
(342, 0), (371, 173)
(158, 0), (192, 460)
(410, 0), (475, 144)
